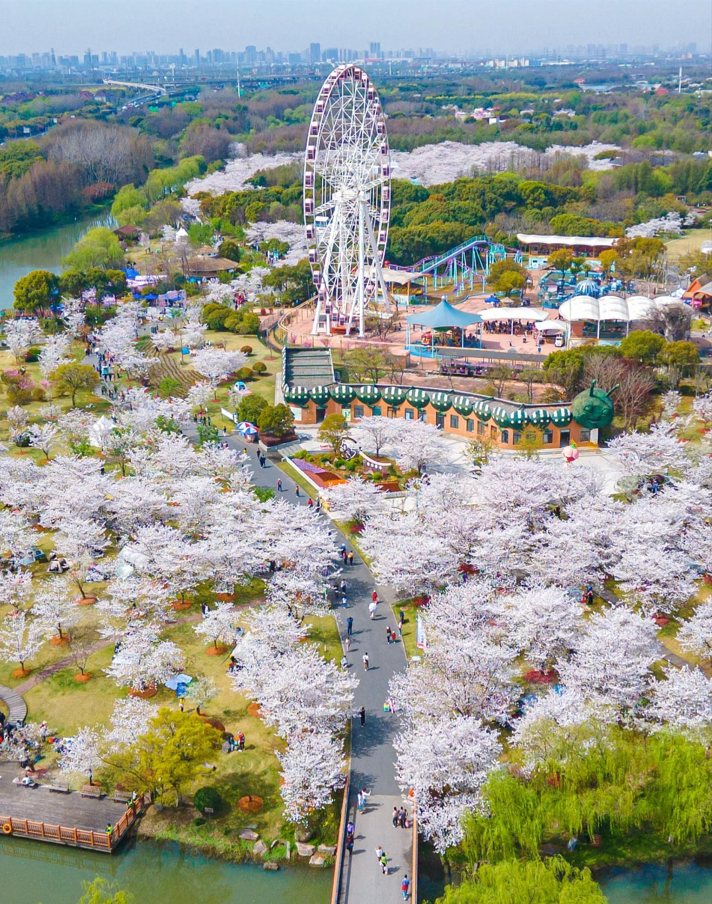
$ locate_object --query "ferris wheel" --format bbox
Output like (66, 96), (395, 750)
(304, 64), (391, 337)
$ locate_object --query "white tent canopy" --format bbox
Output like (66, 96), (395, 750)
(534, 321), (567, 333)
(558, 294), (671, 323)
(479, 307), (550, 322)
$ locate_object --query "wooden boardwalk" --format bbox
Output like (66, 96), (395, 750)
(0, 684), (27, 723)
(0, 773), (141, 851)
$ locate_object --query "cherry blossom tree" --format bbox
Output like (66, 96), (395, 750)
(191, 349), (247, 398)
(607, 422), (689, 483)
(58, 726), (102, 783)
(647, 666), (712, 739)
(323, 475), (389, 525)
(32, 581), (81, 642)
(353, 415), (400, 458)
(4, 318), (42, 363)
(105, 621), (184, 692)
(54, 517), (107, 600)
(277, 731), (346, 824)
(194, 602), (240, 651)
(555, 608), (659, 716)
(678, 601), (712, 664)
(38, 335), (72, 379)
(394, 714), (500, 851)
(6, 405), (29, 441)
(389, 418), (446, 475)
(0, 611), (44, 675)
(0, 510), (34, 561)
(27, 422), (59, 460)
(0, 570), (34, 611)
(502, 585), (584, 669)
(186, 676), (218, 715)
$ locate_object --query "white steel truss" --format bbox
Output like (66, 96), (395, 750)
(304, 64), (391, 337)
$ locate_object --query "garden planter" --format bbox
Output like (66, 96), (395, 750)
(77, 596), (97, 606)
(50, 635), (71, 646)
(12, 668), (31, 679)
(172, 599), (193, 611)
(215, 593), (236, 602)
(238, 795), (263, 813)
(206, 644), (229, 656)
(74, 673), (93, 683)
(129, 685), (157, 699)
(247, 703), (262, 718)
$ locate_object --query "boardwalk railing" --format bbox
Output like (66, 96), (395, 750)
(330, 774), (351, 904)
(0, 797), (144, 853)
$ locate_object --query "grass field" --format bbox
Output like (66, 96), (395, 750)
(665, 228), (712, 259)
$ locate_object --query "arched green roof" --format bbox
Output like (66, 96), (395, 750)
(355, 385), (382, 404)
(430, 391), (453, 412)
(406, 388), (430, 409)
(330, 384), (356, 404)
(381, 386), (408, 406)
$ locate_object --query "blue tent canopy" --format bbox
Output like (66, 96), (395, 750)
(123, 268), (140, 279)
(405, 300), (483, 329)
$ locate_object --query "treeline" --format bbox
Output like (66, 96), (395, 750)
(0, 120), (153, 235)
(196, 180), (303, 227)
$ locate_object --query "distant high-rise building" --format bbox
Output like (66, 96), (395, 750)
(288, 53), (301, 65)
(309, 42), (321, 63)
(369, 41), (381, 58)
(245, 45), (257, 64)
(325, 47), (338, 62)
(194, 48), (200, 66)
(84, 48), (92, 68)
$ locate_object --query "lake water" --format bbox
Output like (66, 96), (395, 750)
(598, 860), (712, 903)
(0, 211), (116, 311)
(0, 836), (332, 904)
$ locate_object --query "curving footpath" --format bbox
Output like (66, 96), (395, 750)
(0, 684), (27, 724)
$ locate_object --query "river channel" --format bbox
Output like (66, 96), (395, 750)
(0, 835), (332, 904)
(0, 211), (116, 311)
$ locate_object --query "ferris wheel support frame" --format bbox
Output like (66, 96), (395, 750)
(303, 64), (391, 339)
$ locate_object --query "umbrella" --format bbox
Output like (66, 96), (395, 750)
(237, 422), (258, 435)
(165, 673), (193, 690)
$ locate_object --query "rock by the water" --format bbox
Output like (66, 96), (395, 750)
(318, 844), (336, 855)
(309, 853), (327, 867)
(295, 842), (315, 857)
(253, 840), (268, 856)
(263, 861), (279, 870)
(240, 829), (259, 842)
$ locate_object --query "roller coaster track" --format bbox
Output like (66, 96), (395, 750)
(388, 234), (522, 279)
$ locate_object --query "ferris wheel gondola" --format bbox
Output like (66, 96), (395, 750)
(304, 64), (391, 337)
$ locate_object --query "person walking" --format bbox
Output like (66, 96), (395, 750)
(392, 806), (399, 827)
(308, 497), (314, 509)
(363, 652), (369, 671)
(386, 626), (392, 644)
(375, 845), (383, 863)
(342, 594), (348, 609)
(359, 706), (366, 727)
(346, 616), (353, 636)
(368, 600), (378, 619)
(380, 851), (389, 875)
(372, 590), (378, 604)
(277, 479), (283, 492)
(295, 485), (300, 497)
(344, 635), (351, 652)
(401, 875), (410, 899)
(348, 550), (354, 566)
(357, 791), (364, 811)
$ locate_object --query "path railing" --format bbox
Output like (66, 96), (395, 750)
(330, 773), (351, 904)
(0, 796), (144, 853)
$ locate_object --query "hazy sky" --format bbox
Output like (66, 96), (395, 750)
(1, 0), (710, 56)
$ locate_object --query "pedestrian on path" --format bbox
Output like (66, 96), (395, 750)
(368, 600), (378, 619)
(363, 652), (369, 671)
(346, 616), (353, 636)
(342, 549), (348, 565)
(344, 636), (351, 651)
(308, 497), (314, 509)
(380, 852), (389, 875)
(295, 486), (300, 497)
(386, 626), (392, 644)
(372, 590), (378, 603)
(359, 706), (366, 727)
(277, 479), (282, 492)
(402, 875), (410, 899)
(348, 551), (354, 565)
(375, 845), (383, 862)
(392, 806), (399, 827)
(341, 594), (348, 609)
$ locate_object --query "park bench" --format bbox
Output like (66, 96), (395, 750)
(112, 790), (134, 803)
(45, 782), (70, 794)
(81, 786), (104, 799)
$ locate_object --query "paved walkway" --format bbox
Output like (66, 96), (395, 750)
(190, 426), (413, 904)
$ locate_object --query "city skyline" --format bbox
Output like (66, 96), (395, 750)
(1, 0), (710, 57)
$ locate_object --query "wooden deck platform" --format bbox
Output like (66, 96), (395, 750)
(0, 772), (143, 852)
